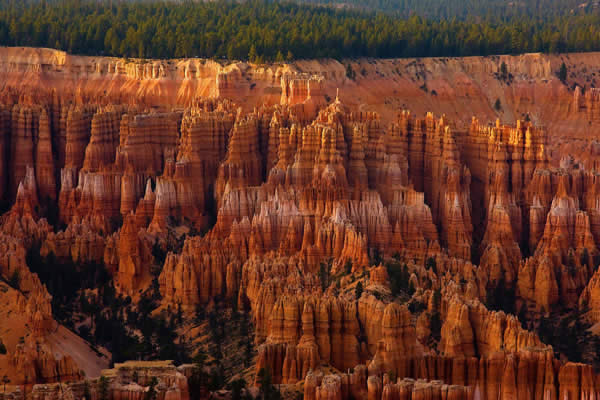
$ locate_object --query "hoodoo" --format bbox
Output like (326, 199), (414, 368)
(4, 45), (600, 400)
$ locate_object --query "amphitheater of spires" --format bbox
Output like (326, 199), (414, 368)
(4, 56), (600, 400)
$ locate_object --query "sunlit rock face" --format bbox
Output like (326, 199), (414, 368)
(4, 47), (600, 399)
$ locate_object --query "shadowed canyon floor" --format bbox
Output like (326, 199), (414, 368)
(3, 47), (600, 399)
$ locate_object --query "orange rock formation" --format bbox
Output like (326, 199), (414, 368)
(3, 47), (600, 398)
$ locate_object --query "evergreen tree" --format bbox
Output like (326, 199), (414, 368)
(429, 288), (442, 341)
(494, 98), (502, 111)
(248, 45), (258, 63)
(344, 260), (353, 275)
(98, 376), (109, 400)
(144, 377), (159, 400)
(257, 368), (280, 400)
(188, 353), (208, 400)
(559, 62), (568, 82)
(355, 281), (364, 299)
(485, 278), (515, 314)
(425, 257), (437, 273)
(2, 375), (9, 393)
(4, 0), (600, 61)
(83, 381), (92, 400)
(500, 61), (508, 80)
(430, 311), (442, 341)
(567, 250), (577, 276)
(230, 378), (247, 400)
(581, 248), (590, 267)
(346, 63), (355, 79)
(8, 269), (20, 289)
(319, 262), (330, 292)
(432, 288), (441, 311)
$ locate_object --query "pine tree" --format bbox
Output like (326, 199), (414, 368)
(355, 281), (364, 299)
(500, 61), (508, 80)
(346, 63), (355, 79)
(425, 257), (437, 273)
(248, 45), (257, 63)
(430, 311), (442, 341)
(319, 262), (330, 292)
(8, 269), (20, 289)
(98, 376), (109, 400)
(2, 375), (9, 393)
(144, 377), (158, 400)
(79, 381), (89, 400)
(230, 378), (247, 400)
(559, 62), (568, 83)
(581, 248), (590, 267)
(5, 0), (600, 71)
(257, 368), (280, 400)
(494, 98), (502, 111)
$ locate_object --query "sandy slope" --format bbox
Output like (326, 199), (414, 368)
(0, 281), (109, 381)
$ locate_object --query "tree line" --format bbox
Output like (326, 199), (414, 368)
(298, 0), (599, 19)
(2, 0), (600, 61)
